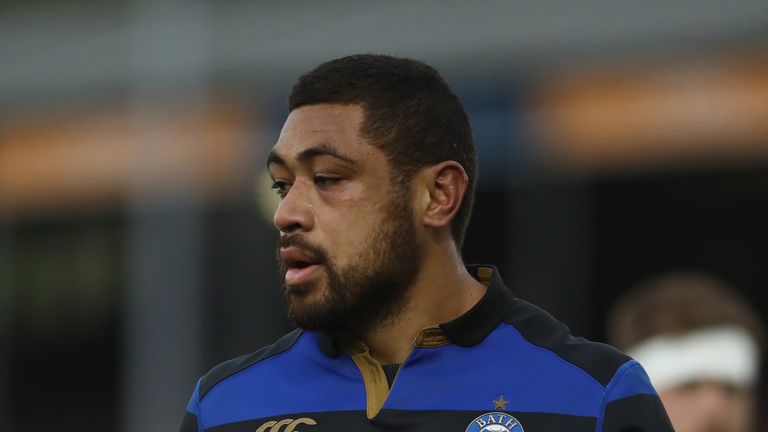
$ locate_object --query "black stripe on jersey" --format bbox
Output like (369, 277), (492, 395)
(200, 328), (304, 399)
(602, 393), (674, 432)
(377, 410), (597, 432)
(206, 411), (366, 432)
(502, 298), (631, 387)
(442, 266), (631, 387)
(180, 411), (199, 432)
(205, 409), (597, 432)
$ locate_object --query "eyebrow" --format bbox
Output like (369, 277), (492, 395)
(267, 143), (358, 168)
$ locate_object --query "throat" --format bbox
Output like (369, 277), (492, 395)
(381, 363), (401, 388)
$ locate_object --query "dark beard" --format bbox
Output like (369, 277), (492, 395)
(276, 195), (421, 335)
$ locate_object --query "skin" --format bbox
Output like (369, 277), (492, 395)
(268, 103), (487, 364)
(659, 380), (755, 432)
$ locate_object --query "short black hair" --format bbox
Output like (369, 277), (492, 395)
(288, 54), (477, 250)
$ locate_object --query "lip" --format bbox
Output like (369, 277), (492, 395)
(284, 264), (323, 286)
(280, 247), (323, 286)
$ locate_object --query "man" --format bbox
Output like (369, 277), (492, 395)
(607, 272), (765, 432)
(180, 54), (673, 432)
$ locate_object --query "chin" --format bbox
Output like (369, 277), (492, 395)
(283, 283), (313, 298)
(285, 285), (333, 322)
(287, 305), (336, 332)
(284, 277), (327, 299)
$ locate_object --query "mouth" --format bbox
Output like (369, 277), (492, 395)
(280, 247), (324, 287)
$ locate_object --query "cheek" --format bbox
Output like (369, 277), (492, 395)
(314, 210), (367, 260)
(313, 179), (395, 261)
(319, 210), (387, 264)
(725, 392), (755, 425)
(658, 392), (686, 414)
(658, 390), (700, 424)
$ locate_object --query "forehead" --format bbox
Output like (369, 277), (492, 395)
(273, 104), (366, 157)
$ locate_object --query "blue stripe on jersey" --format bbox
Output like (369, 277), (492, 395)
(604, 360), (658, 403)
(383, 324), (605, 417)
(197, 332), (366, 429)
(186, 378), (201, 416)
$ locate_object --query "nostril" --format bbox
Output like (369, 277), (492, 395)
(277, 222), (303, 234)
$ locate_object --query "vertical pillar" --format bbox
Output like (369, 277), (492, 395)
(121, 1), (209, 430)
(508, 176), (594, 337)
(0, 220), (13, 431)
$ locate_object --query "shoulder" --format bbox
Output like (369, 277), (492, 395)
(503, 297), (631, 387)
(497, 297), (668, 424)
(198, 328), (306, 400)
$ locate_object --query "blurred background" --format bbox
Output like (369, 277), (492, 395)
(1, 0), (767, 430)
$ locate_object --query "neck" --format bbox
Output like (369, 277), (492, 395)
(361, 245), (487, 365)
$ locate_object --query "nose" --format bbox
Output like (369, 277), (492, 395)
(273, 179), (314, 234)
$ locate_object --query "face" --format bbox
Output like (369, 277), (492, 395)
(268, 104), (422, 334)
(659, 380), (755, 432)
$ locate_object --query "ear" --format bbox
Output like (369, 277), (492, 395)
(421, 161), (469, 229)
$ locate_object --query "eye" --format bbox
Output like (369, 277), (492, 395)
(314, 176), (341, 187)
(271, 180), (291, 198)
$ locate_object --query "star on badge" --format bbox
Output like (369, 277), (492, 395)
(493, 395), (509, 410)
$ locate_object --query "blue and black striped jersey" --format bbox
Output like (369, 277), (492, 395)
(180, 265), (673, 432)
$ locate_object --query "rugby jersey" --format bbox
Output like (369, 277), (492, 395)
(180, 265), (673, 432)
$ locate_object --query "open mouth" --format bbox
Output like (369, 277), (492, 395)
(281, 247), (324, 286)
(284, 263), (322, 286)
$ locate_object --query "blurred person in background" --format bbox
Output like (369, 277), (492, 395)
(607, 272), (765, 432)
(180, 54), (673, 432)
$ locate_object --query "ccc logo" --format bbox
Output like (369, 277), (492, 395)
(255, 417), (317, 432)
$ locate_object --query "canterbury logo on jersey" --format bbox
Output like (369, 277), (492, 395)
(255, 417), (316, 432)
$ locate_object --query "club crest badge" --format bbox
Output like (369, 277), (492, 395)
(465, 412), (524, 432)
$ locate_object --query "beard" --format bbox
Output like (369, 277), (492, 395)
(276, 193), (422, 335)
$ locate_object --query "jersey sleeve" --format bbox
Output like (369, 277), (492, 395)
(599, 360), (674, 432)
(179, 378), (202, 432)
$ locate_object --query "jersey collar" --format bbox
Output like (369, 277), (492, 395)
(440, 264), (514, 347)
(316, 264), (515, 357)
